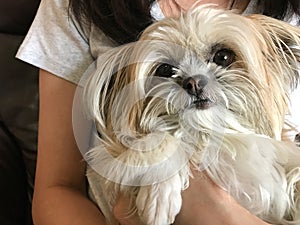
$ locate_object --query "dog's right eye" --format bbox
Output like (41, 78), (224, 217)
(154, 63), (177, 78)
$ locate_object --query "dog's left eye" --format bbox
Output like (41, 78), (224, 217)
(154, 63), (177, 78)
(212, 49), (235, 68)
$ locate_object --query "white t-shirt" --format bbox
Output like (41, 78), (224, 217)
(16, 0), (116, 84)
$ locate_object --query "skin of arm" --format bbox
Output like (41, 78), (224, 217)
(114, 171), (271, 225)
(172, 172), (271, 225)
(32, 69), (107, 225)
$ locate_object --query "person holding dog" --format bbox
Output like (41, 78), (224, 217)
(16, 0), (299, 224)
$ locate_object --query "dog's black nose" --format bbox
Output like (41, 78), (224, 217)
(183, 75), (208, 95)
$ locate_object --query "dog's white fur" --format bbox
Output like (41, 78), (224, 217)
(83, 5), (300, 225)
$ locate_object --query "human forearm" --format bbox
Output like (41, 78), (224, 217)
(32, 185), (107, 225)
(113, 173), (272, 225)
(34, 72), (106, 225)
(174, 193), (270, 225)
(173, 172), (271, 225)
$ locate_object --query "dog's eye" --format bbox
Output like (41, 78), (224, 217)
(155, 63), (177, 78)
(212, 49), (235, 67)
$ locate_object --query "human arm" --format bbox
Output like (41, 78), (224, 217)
(114, 171), (271, 225)
(172, 171), (271, 225)
(32, 69), (107, 225)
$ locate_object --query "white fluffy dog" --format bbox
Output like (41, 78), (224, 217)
(82, 5), (300, 225)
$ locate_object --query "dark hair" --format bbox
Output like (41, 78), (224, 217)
(69, 0), (155, 44)
(259, 0), (299, 22)
(69, 0), (300, 45)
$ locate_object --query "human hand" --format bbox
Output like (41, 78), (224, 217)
(114, 170), (270, 225)
(173, 170), (270, 225)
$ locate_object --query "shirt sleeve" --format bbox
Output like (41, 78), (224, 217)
(16, 0), (96, 84)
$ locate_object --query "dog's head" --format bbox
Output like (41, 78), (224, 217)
(84, 5), (300, 144)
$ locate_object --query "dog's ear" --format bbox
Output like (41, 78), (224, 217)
(84, 44), (135, 129)
(84, 42), (147, 138)
(247, 14), (300, 89)
(244, 15), (300, 139)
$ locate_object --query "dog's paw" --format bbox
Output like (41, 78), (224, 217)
(136, 174), (183, 225)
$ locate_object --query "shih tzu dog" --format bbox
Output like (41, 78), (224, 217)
(82, 5), (300, 225)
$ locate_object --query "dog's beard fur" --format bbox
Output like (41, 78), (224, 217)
(83, 5), (300, 225)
